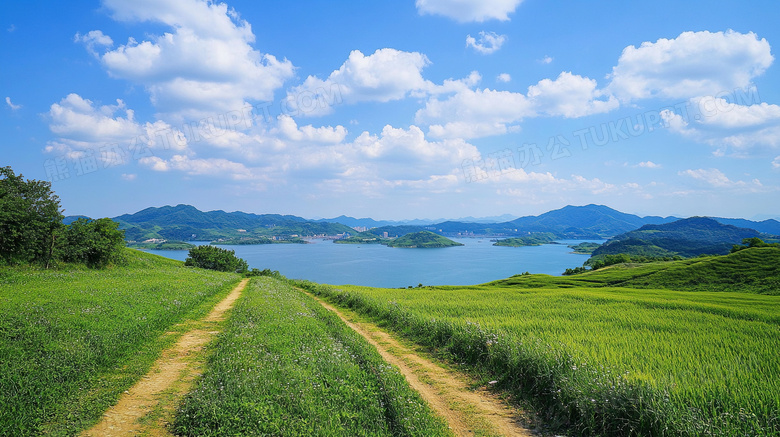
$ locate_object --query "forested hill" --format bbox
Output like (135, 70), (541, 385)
(113, 204), (354, 241)
(593, 217), (765, 258)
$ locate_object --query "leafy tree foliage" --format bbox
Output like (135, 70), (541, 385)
(0, 166), (63, 266)
(185, 245), (248, 273)
(56, 218), (126, 268)
(731, 237), (780, 253)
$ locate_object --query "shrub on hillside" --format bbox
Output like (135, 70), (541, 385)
(184, 245), (248, 273)
(56, 218), (126, 268)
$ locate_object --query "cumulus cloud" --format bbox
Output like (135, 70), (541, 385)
(46, 93), (189, 162)
(662, 96), (780, 153)
(637, 161), (661, 169)
(539, 55), (553, 64)
(417, 88), (533, 139)
(773, 156), (780, 169)
(608, 30), (773, 102)
(49, 93), (140, 142)
(140, 154), (258, 180)
(74, 30), (113, 56)
(418, 72), (617, 139)
(466, 31), (506, 54)
(284, 48), (431, 116)
(82, 0), (295, 119)
(496, 73), (511, 83)
(416, 0), (522, 22)
(527, 72), (618, 118)
(275, 115), (347, 143)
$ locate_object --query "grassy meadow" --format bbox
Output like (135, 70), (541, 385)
(297, 247), (780, 436)
(0, 250), (241, 436)
(174, 277), (451, 436)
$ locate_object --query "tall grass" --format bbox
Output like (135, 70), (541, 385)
(0, 250), (240, 436)
(174, 277), (451, 436)
(295, 278), (780, 436)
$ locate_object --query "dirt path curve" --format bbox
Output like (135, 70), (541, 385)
(307, 292), (535, 437)
(81, 278), (249, 437)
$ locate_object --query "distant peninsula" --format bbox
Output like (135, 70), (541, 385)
(127, 240), (196, 250)
(385, 231), (463, 248)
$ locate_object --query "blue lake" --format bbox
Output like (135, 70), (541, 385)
(141, 238), (603, 288)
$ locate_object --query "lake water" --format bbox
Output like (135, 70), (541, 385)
(141, 238), (603, 288)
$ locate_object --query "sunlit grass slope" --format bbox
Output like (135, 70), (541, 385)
(0, 249), (240, 436)
(494, 247), (780, 295)
(298, 248), (780, 436)
(174, 277), (451, 436)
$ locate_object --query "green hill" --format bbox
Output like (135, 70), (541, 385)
(592, 217), (762, 258)
(492, 247), (780, 295)
(385, 231), (463, 248)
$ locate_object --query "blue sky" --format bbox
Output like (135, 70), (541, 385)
(2, 0), (779, 220)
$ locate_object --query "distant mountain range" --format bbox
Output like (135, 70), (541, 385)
(593, 217), (765, 258)
(315, 214), (519, 228)
(111, 204), (354, 241)
(64, 204), (780, 242)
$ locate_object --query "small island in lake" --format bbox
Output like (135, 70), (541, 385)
(493, 233), (556, 247)
(385, 231), (463, 248)
(568, 242), (601, 254)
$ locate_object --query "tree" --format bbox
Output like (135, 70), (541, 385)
(56, 218), (126, 268)
(184, 245), (248, 273)
(0, 166), (63, 266)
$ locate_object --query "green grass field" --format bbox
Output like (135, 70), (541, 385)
(174, 277), (451, 436)
(298, 248), (780, 436)
(0, 250), (241, 436)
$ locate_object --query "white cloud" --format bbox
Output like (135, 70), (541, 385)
(496, 73), (511, 83)
(351, 125), (477, 165)
(539, 55), (553, 64)
(417, 88), (533, 139)
(46, 93), (189, 161)
(773, 156), (780, 169)
(140, 154), (257, 180)
(74, 30), (113, 56)
(121, 173), (137, 181)
(275, 115), (347, 143)
(418, 72), (617, 139)
(5, 97), (21, 110)
(85, 0), (295, 119)
(49, 94), (140, 142)
(416, 0), (522, 22)
(637, 161), (661, 169)
(662, 97), (780, 153)
(678, 168), (764, 190)
(466, 31), (507, 55)
(527, 72), (618, 118)
(608, 30), (773, 102)
(284, 48), (431, 116)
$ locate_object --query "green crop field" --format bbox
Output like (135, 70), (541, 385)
(0, 250), (241, 436)
(297, 248), (780, 436)
(174, 277), (451, 436)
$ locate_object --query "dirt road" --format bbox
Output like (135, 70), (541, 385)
(308, 292), (536, 437)
(81, 278), (249, 437)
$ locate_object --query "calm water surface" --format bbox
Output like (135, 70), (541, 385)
(142, 238), (603, 288)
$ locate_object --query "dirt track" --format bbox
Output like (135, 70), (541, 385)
(81, 278), (249, 437)
(308, 292), (535, 437)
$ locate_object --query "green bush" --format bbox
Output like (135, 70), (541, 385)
(56, 218), (125, 268)
(184, 245), (248, 273)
